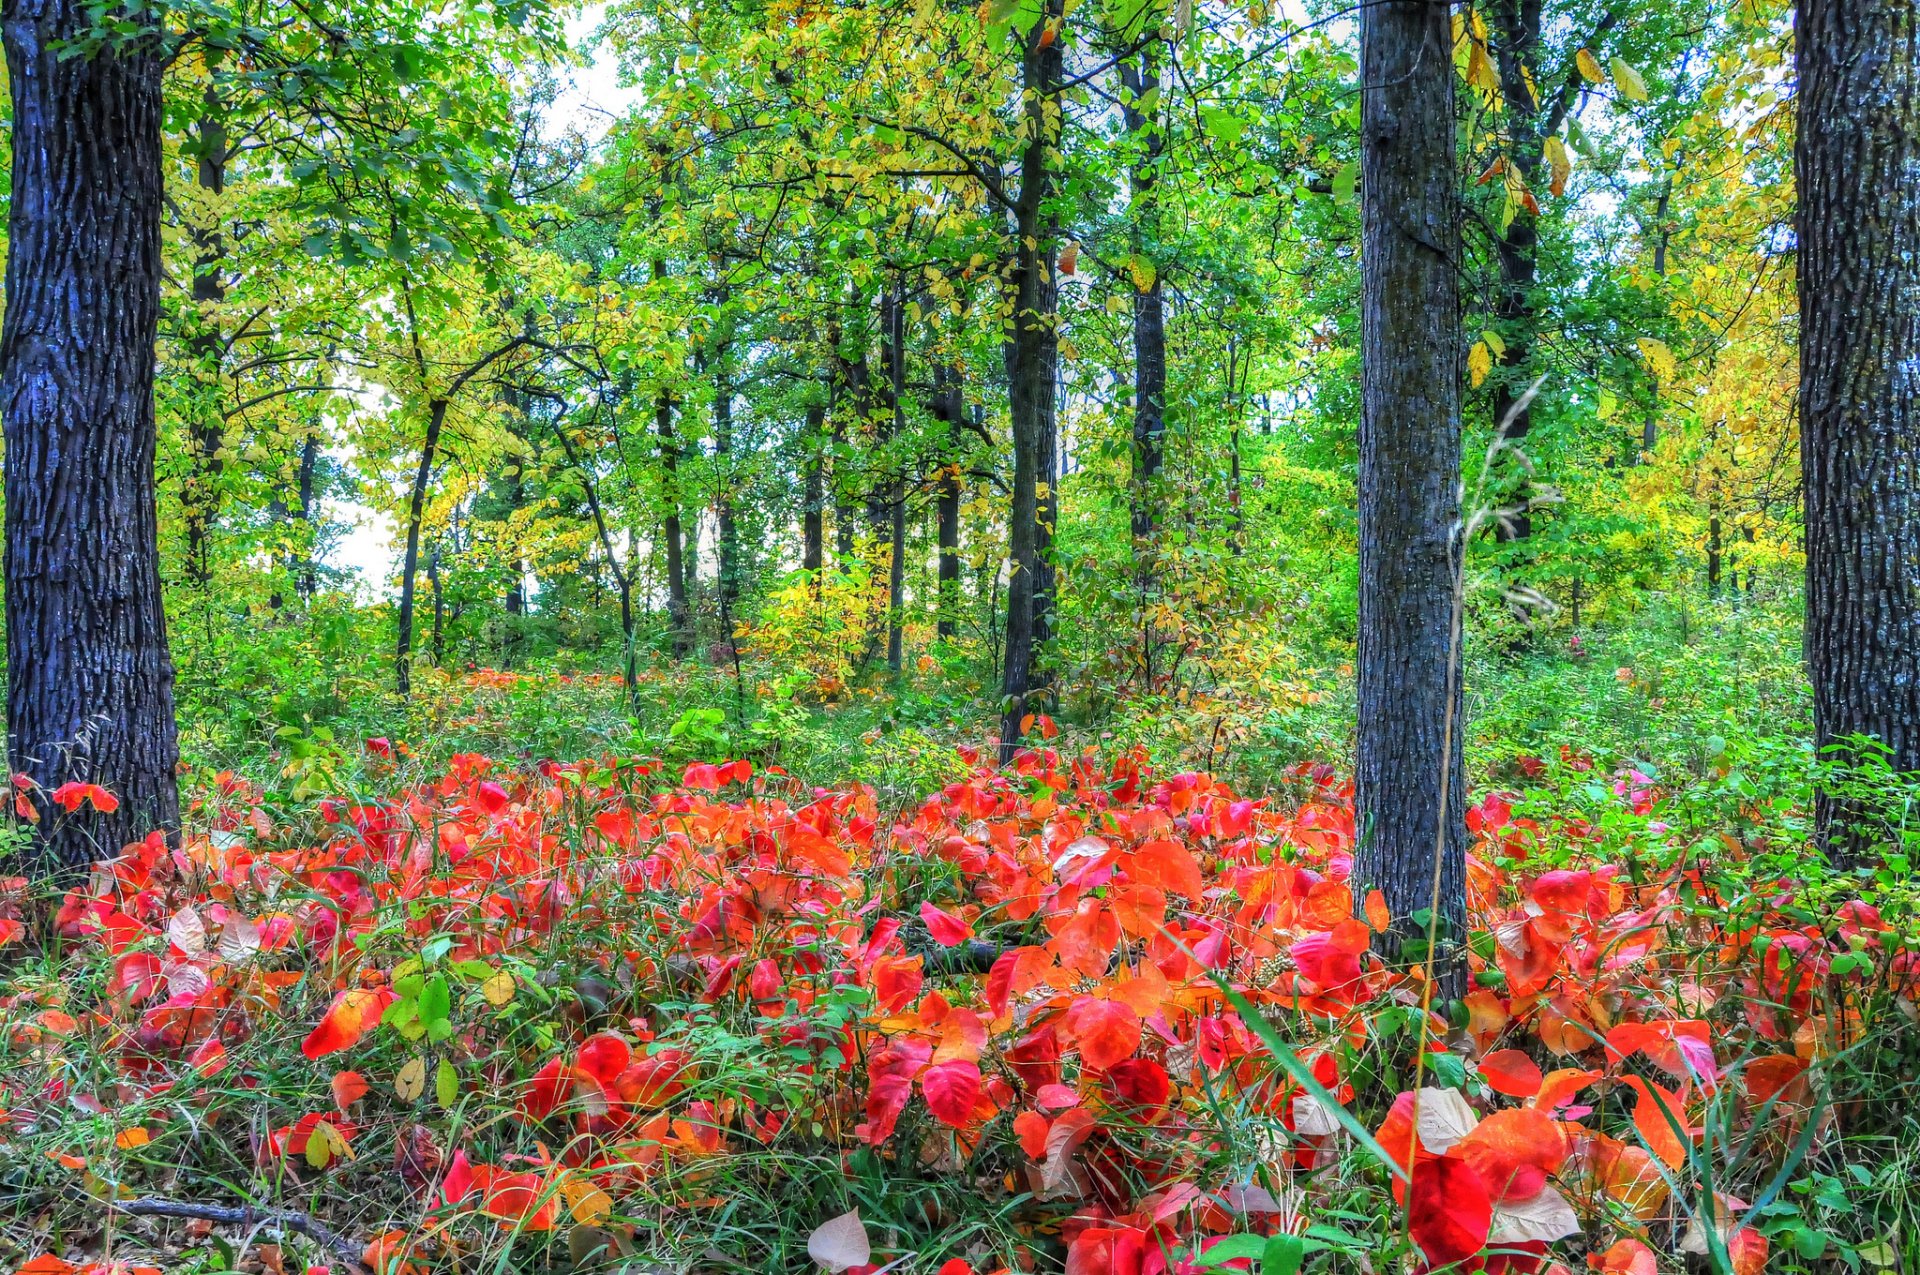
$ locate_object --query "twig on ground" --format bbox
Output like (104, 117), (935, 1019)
(110, 1196), (370, 1275)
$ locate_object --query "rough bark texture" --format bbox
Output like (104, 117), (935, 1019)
(802, 397), (826, 579)
(1797, 0), (1920, 861)
(1121, 53), (1166, 566)
(2, 0), (181, 868)
(882, 286), (907, 673)
(997, 0), (1063, 762)
(1354, 0), (1468, 993)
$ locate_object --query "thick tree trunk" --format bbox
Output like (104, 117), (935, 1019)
(183, 93), (226, 587)
(656, 389), (692, 659)
(2, 0), (180, 868)
(1798, 0), (1920, 861)
(395, 397), (447, 696)
(1353, 0), (1468, 995)
(998, 0), (1063, 762)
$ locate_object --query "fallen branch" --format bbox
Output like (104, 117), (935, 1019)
(111, 1196), (369, 1275)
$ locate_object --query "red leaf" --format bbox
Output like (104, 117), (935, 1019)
(1479, 1049), (1543, 1098)
(330, 1070), (370, 1111)
(1407, 1156), (1492, 1269)
(921, 1058), (982, 1127)
(442, 1148), (476, 1205)
(1065, 996), (1141, 1071)
(1453, 1107), (1566, 1203)
(301, 988), (396, 1061)
(1622, 1074), (1692, 1168)
(920, 902), (975, 947)
(1127, 838), (1204, 899)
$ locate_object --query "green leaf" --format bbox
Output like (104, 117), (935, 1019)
(1332, 160), (1358, 204)
(1261, 1234), (1307, 1275)
(1201, 107), (1246, 145)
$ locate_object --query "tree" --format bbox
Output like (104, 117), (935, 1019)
(2, 0), (183, 868)
(1797, 0), (1920, 860)
(1352, 0), (1468, 989)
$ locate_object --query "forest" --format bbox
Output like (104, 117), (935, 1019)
(0, 0), (1913, 1270)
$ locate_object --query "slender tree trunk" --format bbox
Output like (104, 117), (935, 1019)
(1706, 510), (1722, 597)
(183, 92), (226, 587)
(656, 389), (692, 660)
(711, 326), (740, 629)
(1121, 51), (1166, 578)
(1798, 0), (1920, 861)
(295, 432), (320, 599)
(998, 0), (1064, 761)
(395, 397), (447, 696)
(2, 0), (180, 867)
(931, 364), (964, 640)
(1353, 0), (1468, 995)
(428, 541), (445, 667)
(802, 397), (826, 578)
(501, 457), (527, 669)
(883, 285), (907, 672)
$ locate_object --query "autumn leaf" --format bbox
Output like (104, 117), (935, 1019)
(395, 1056), (428, 1102)
(1478, 1049), (1543, 1098)
(301, 987), (396, 1060)
(1611, 57), (1649, 102)
(1543, 135), (1572, 197)
(807, 1209), (871, 1273)
(1065, 995), (1141, 1070)
(919, 901), (975, 947)
(1469, 340), (1493, 389)
(331, 1070), (370, 1111)
(1407, 1156), (1492, 1268)
(921, 1058), (983, 1127)
(1575, 48), (1605, 82)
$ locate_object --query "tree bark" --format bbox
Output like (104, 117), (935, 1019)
(802, 396), (826, 578)
(394, 397), (447, 696)
(882, 285), (907, 672)
(1121, 52), (1166, 573)
(998, 0), (1064, 762)
(183, 90), (226, 587)
(1798, 0), (1920, 861)
(930, 364), (965, 641)
(1353, 0), (1468, 995)
(2, 0), (181, 868)
(656, 388), (692, 659)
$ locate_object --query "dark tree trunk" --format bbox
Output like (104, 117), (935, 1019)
(501, 456), (527, 669)
(1121, 52), (1166, 574)
(295, 432), (320, 599)
(930, 364), (965, 640)
(1353, 0), (1468, 996)
(427, 541), (445, 667)
(1798, 0), (1920, 861)
(711, 323), (740, 627)
(802, 396), (826, 579)
(1706, 510), (1722, 597)
(656, 389), (692, 659)
(2, 0), (180, 868)
(395, 397), (447, 696)
(183, 92), (226, 587)
(998, 0), (1064, 762)
(883, 285), (907, 672)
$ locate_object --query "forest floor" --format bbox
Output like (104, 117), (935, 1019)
(4, 595), (1917, 1275)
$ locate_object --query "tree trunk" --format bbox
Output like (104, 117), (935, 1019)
(395, 397), (447, 696)
(656, 389), (692, 660)
(427, 541), (445, 667)
(931, 364), (964, 640)
(802, 397), (826, 578)
(883, 285), (907, 672)
(183, 91), (226, 587)
(711, 331), (740, 628)
(1121, 51), (1166, 578)
(2, 0), (181, 868)
(1798, 0), (1920, 861)
(1353, 0), (1468, 995)
(997, 0), (1064, 762)
(295, 431), (320, 599)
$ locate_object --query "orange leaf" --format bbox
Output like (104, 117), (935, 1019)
(331, 1070), (370, 1110)
(1064, 995), (1141, 1071)
(1479, 1049), (1543, 1098)
(1621, 1074), (1692, 1168)
(302, 987), (396, 1061)
(1127, 839), (1204, 899)
(1453, 1107), (1566, 1202)
(920, 902), (975, 947)
(1364, 888), (1391, 932)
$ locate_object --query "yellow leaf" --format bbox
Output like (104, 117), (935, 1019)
(1611, 58), (1649, 102)
(1575, 48), (1604, 83)
(1127, 254), (1156, 293)
(395, 1056), (427, 1102)
(1637, 337), (1676, 384)
(564, 1178), (614, 1227)
(480, 970), (516, 1007)
(435, 1058), (458, 1108)
(1469, 340), (1493, 388)
(1481, 329), (1507, 359)
(305, 1119), (350, 1170)
(1543, 135), (1572, 197)
(1467, 40), (1501, 99)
